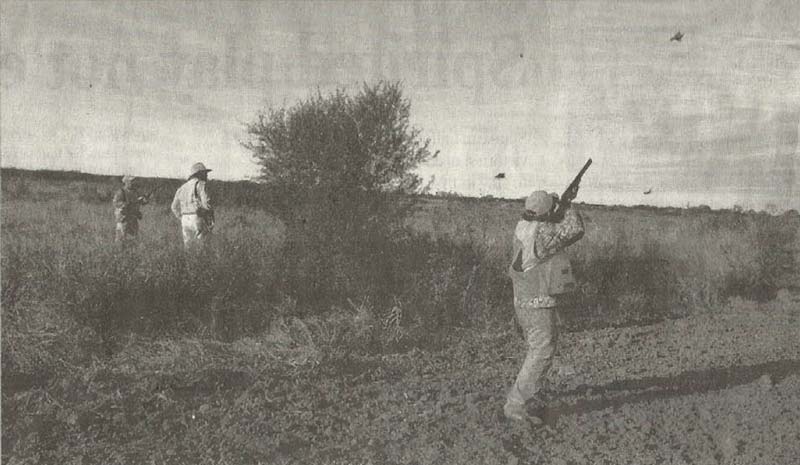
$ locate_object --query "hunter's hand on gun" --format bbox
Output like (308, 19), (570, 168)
(137, 189), (156, 205)
(553, 159), (592, 220)
(562, 184), (580, 205)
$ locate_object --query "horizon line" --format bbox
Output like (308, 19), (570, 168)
(2, 165), (796, 215)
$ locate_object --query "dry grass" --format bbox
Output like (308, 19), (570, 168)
(411, 196), (799, 327)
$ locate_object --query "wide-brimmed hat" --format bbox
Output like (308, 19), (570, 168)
(121, 175), (136, 184)
(524, 190), (556, 217)
(189, 162), (212, 179)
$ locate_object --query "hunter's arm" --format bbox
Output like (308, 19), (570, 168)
(171, 189), (182, 219)
(534, 207), (585, 259)
(198, 181), (213, 212)
(197, 181), (213, 222)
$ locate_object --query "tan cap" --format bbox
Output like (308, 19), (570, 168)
(189, 162), (212, 179)
(524, 190), (555, 217)
(121, 175), (136, 184)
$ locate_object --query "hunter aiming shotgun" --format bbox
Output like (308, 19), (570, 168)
(552, 158), (592, 220)
(505, 160), (589, 423)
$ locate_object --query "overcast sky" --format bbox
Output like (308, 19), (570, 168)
(1, 1), (798, 210)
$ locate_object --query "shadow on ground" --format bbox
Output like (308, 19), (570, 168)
(544, 358), (800, 424)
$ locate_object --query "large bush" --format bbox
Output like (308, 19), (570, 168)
(243, 82), (437, 310)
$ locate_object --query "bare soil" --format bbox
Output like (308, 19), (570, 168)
(4, 293), (799, 464)
(294, 294), (800, 465)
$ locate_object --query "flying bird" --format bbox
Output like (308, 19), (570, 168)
(495, 173), (506, 179)
(643, 188), (653, 195)
(670, 31), (684, 42)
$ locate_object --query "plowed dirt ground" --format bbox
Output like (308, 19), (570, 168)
(4, 293), (799, 464)
(292, 293), (800, 465)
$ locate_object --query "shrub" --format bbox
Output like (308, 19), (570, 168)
(243, 82), (437, 311)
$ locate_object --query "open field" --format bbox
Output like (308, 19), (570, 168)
(2, 168), (800, 464)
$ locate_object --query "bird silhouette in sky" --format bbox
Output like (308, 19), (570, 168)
(495, 173), (506, 179)
(643, 188), (653, 195)
(670, 31), (684, 42)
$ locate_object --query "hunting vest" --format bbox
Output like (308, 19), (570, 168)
(509, 221), (576, 303)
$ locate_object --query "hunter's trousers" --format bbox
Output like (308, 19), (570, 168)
(115, 221), (139, 242)
(181, 214), (211, 248)
(506, 305), (558, 408)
